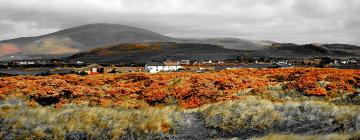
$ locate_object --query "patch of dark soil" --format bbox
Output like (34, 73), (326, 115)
(34, 96), (61, 106)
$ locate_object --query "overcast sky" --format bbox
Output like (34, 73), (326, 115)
(0, 0), (359, 45)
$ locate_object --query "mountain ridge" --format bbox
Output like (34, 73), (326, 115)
(0, 23), (359, 60)
(0, 23), (273, 57)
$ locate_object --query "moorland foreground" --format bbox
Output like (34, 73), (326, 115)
(1, 68), (360, 139)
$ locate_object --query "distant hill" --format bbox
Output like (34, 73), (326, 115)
(239, 43), (360, 58)
(68, 42), (360, 64)
(180, 37), (274, 50)
(0, 23), (268, 58)
(67, 42), (238, 64)
(1, 23), (359, 61)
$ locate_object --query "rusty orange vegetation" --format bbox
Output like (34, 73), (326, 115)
(0, 68), (359, 108)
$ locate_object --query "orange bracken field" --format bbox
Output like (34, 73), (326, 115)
(0, 68), (359, 108)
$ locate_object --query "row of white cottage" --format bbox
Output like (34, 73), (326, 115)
(145, 62), (183, 73)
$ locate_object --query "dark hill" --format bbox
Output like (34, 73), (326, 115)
(69, 42), (360, 64)
(68, 42), (238, 64)
(239, 43), (360, 58)
(179, 37), (273, 50)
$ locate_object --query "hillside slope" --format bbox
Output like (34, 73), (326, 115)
(0, 23), (176, 56)
(239, 43), (360, 58)
(1, 23), (359, 60)
(68, 42), (238, 64)
(0, 23), (269, 57)
(69, 42), (360, 64)
(180, 37), (274, 50)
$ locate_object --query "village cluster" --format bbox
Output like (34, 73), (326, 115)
(0, 57), (359, 76)
(62, 57), (360, 75)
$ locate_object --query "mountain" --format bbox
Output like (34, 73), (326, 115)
(0, 23), (176, 57)
(1, 23), (359, 61)
(0, 23), (268, 58)
(67, 42), (238, 64)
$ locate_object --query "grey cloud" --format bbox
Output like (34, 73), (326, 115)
(0, 0), (359, 45)
(292, 0), (347, 18)
(0, 22), (15, 33)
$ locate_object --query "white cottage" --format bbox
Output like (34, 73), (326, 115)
(145, 62), (182, 73)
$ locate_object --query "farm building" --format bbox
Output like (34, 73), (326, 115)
(145, 62), (182, 73)
(78, 64), (106, 75)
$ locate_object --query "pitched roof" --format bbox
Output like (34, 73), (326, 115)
(86, 64), (103, 68)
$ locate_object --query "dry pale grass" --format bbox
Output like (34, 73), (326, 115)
(218, 131), (360, 140)
(193, 96), (282, 131)
(0, 99), (179, 139)
(190, 96), (360, 132)
(2, 95), (360, 139)
(252, 133), (350, 140)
